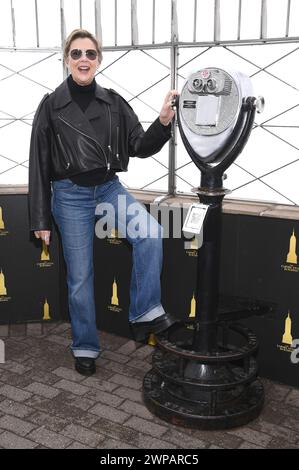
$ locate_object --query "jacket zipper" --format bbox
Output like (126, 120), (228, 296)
(106, 105), (120, 167)
(107, 105), (112, 171)
(116, 126), (120, 161)
(58, 115), (108, 168)
(57, 133), (70, 170)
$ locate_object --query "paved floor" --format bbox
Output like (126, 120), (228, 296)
(0, 321), (298, 449)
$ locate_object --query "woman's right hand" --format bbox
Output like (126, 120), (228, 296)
(34, 230), (51, 246)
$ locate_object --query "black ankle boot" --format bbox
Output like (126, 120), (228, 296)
(130, 312), (177, 342)
(75, 357), (96, 376)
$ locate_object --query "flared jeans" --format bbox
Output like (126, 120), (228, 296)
(51, 175), (165, 358)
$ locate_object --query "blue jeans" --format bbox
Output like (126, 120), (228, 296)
(51, 175), (165, 358)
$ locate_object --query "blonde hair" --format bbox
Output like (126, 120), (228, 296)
(63, 29), (102, 63)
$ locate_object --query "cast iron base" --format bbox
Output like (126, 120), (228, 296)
(143, 371), (264, 430)
(143, 321), (264, 430)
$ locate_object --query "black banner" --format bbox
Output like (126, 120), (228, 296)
(1, 194), (299, 387)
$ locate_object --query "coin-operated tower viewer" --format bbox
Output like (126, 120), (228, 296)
(143, 68), (266, 429)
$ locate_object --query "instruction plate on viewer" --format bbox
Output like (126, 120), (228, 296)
(183, 203), (209, 234)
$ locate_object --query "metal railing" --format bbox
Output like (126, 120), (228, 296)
(1, 0), (299, 52)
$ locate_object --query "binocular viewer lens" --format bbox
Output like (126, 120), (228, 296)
(192, 78), (204, 91)
(206, 78), (217, 92)
(192, 77), (218, 94)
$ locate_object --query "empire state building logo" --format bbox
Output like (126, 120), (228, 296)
(108, 276), (122, 313)
(281, 229), (299, 273)
(184, 235), (200, 257)
(287, 229), (297, 264)
(0, 269), (7, 296)
(277, 310), (296, 353)
(0, 207), (9, 236)
(111, 278), (119, 306)
(0, 207), (4, 230)
(41, 241), (50, 261)
(0, 269), (11, 302)
(189, 293), (196, 318)
(36, 241), (54, 268)
(42, 298), (51, 321)
(282, 311), (292, 345)
(107, 229), (123, 245)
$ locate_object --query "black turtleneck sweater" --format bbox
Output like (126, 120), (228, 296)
(67, 75), (115, 186)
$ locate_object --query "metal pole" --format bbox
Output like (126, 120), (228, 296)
(115, 0), (118, 46)
(131, 0), (139, 46)
(237, 0), (242, 40)
(10, 0), (16, 49)
(286, 0), (291, 38)
(79, 0), (82, 29)
(214, 0), (220, 43)
(95, 0), (103, 44)
(193, 0), (197, 43)
(171, 0), (178, 44)
(193, 197), (223, 352)
(34, 0), (40, 48)
(168, 0), (178, 196)
(152, 0), (156, 44)
(260, 0), (267, 40)
(60, 0), (67, 79)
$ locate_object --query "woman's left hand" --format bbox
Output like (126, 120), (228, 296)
(159, 90), (179, 126)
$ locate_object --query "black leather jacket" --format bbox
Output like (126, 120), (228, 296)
(28, 79), (172, 231)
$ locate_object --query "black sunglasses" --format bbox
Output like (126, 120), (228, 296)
(70, 49), (98, 61)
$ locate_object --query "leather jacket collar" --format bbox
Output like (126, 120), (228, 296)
(53, 78), (113, 110)
(52, 78), (113, 145)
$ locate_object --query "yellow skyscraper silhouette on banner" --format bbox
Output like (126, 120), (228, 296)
(108, 276), (122, 313)
(282, 311), (293, 345)
(0, 207), (4, 230)
(189, 293), (196, 318)
(190, 237), (199, 250)
(41, 241), (50, 261)
(43, 298), (51, 320)
(148, 334), (157, 346)
(111, 278), (119, 306)
(0, 269), (7, 296)
(108, 228), (122, 245)
(287, 229), (297, 264)
(111, 229), (119, 239)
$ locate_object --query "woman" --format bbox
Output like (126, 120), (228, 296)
(28, 29), (177, 376)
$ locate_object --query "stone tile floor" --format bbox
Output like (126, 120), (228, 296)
(0, 321), (298, 449)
